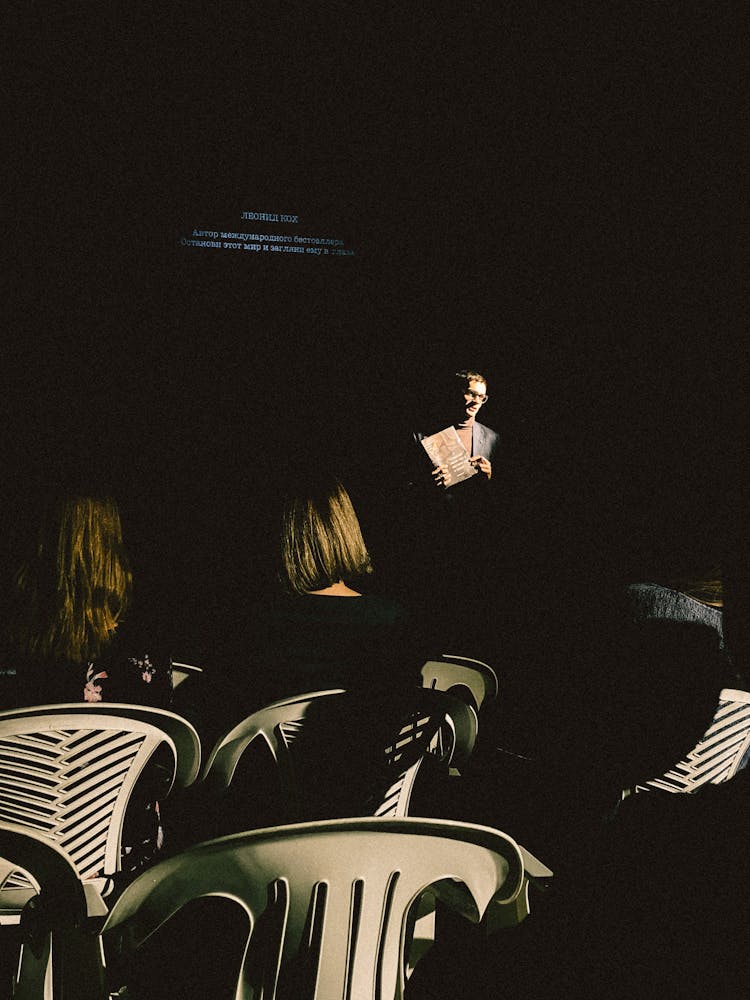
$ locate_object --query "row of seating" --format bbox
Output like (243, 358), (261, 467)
(0, 655), (555, 999)
(5, 637), (747, 999)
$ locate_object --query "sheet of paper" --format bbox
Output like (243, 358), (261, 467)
(420, 426), (478, 488)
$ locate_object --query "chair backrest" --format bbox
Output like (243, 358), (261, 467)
(381, 688), (478, 773)
(373, 755), (433, 819)
(0, 821), (88, 922)
(0, 704), (201, 880)
(0, 821), (108, 1000)
(201, 688), (477, 820)
(636, 687), (750, 793)
(200, 689), (347, 791)
(374, 690), (477, 819)
(420, 655), (499, 711)
(170, 661), (204, 691)
(103, 816), (527, 1000)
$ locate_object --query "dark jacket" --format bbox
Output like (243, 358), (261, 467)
(410, 420), (499, 507)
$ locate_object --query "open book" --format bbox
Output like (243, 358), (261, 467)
(420, 426), (478, 488)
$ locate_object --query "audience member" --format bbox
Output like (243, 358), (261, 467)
(176, 474), (431, 833)
(626, 568), (749, 693)
(253, 475), (423, 699)
(0, 490), (173, 877)
(408, 607), (747, 999)
(562, 615), (750, 998)
(1, 492), (172, 709)
(180, 474), (428, 736)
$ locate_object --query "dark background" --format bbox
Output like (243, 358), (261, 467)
(4, 5), (742, 666)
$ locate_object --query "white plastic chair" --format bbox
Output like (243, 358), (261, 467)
(420, 655), (499, 711)
(381, 687), (477, 772)
(0, 703), (200, 998)
(0, 821), (108, 1000)
(200, 689), (346, 791)
(376, 688), (478, 814)
(0, 703), (200, 888)
(170, 661), (204, 691)
(635, 687), (750, 794)
(102, 816), (541, 1000)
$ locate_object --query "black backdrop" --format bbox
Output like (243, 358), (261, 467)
(4, 6), (742, 664)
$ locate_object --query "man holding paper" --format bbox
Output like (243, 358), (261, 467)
(414, 370), (498, 495)
(397, 369), (501, 644)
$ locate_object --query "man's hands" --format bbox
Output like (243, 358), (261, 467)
(432, 465), (449, 488)
(432, 456), (492, 489)
(470, 456), (492, 479)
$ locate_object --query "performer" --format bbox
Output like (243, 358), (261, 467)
(398, 369), (503, 649)
(412, 369), (499, 499)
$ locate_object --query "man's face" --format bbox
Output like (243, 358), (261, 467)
(460, 379), (488, 421)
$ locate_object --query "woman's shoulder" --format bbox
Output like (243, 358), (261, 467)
(292, 591), (409, 627)
(356, 592), (410, 623)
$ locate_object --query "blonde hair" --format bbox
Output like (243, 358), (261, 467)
(667, 574), (724, 608)
(280, 480), (373, 595)
(13, 496), (133, 663)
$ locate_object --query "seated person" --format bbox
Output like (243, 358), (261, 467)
(2, 491), (172, 709)
(254, 476), (420, 698)
(564, 616), (750, 999)
(625, 571), (724, 646)
(0, 490), (173, 877)
(625, 568), (749, 692)
(184, 474), (431, 834)
(408, 617), (745, 1000)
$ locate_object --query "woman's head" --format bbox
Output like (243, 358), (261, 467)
(12, 494), (132, 663)
(279, 478), (373, 595)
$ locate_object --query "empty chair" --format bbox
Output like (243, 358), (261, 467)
(420, 655), (499, 712)
(0, 821), (108, 1000)
(103, 816), (541, 1000)
(376, 688), (478, 815)
(0, 702), (200, 996)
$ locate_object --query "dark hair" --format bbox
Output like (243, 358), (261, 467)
(663, 571), (723, 608)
